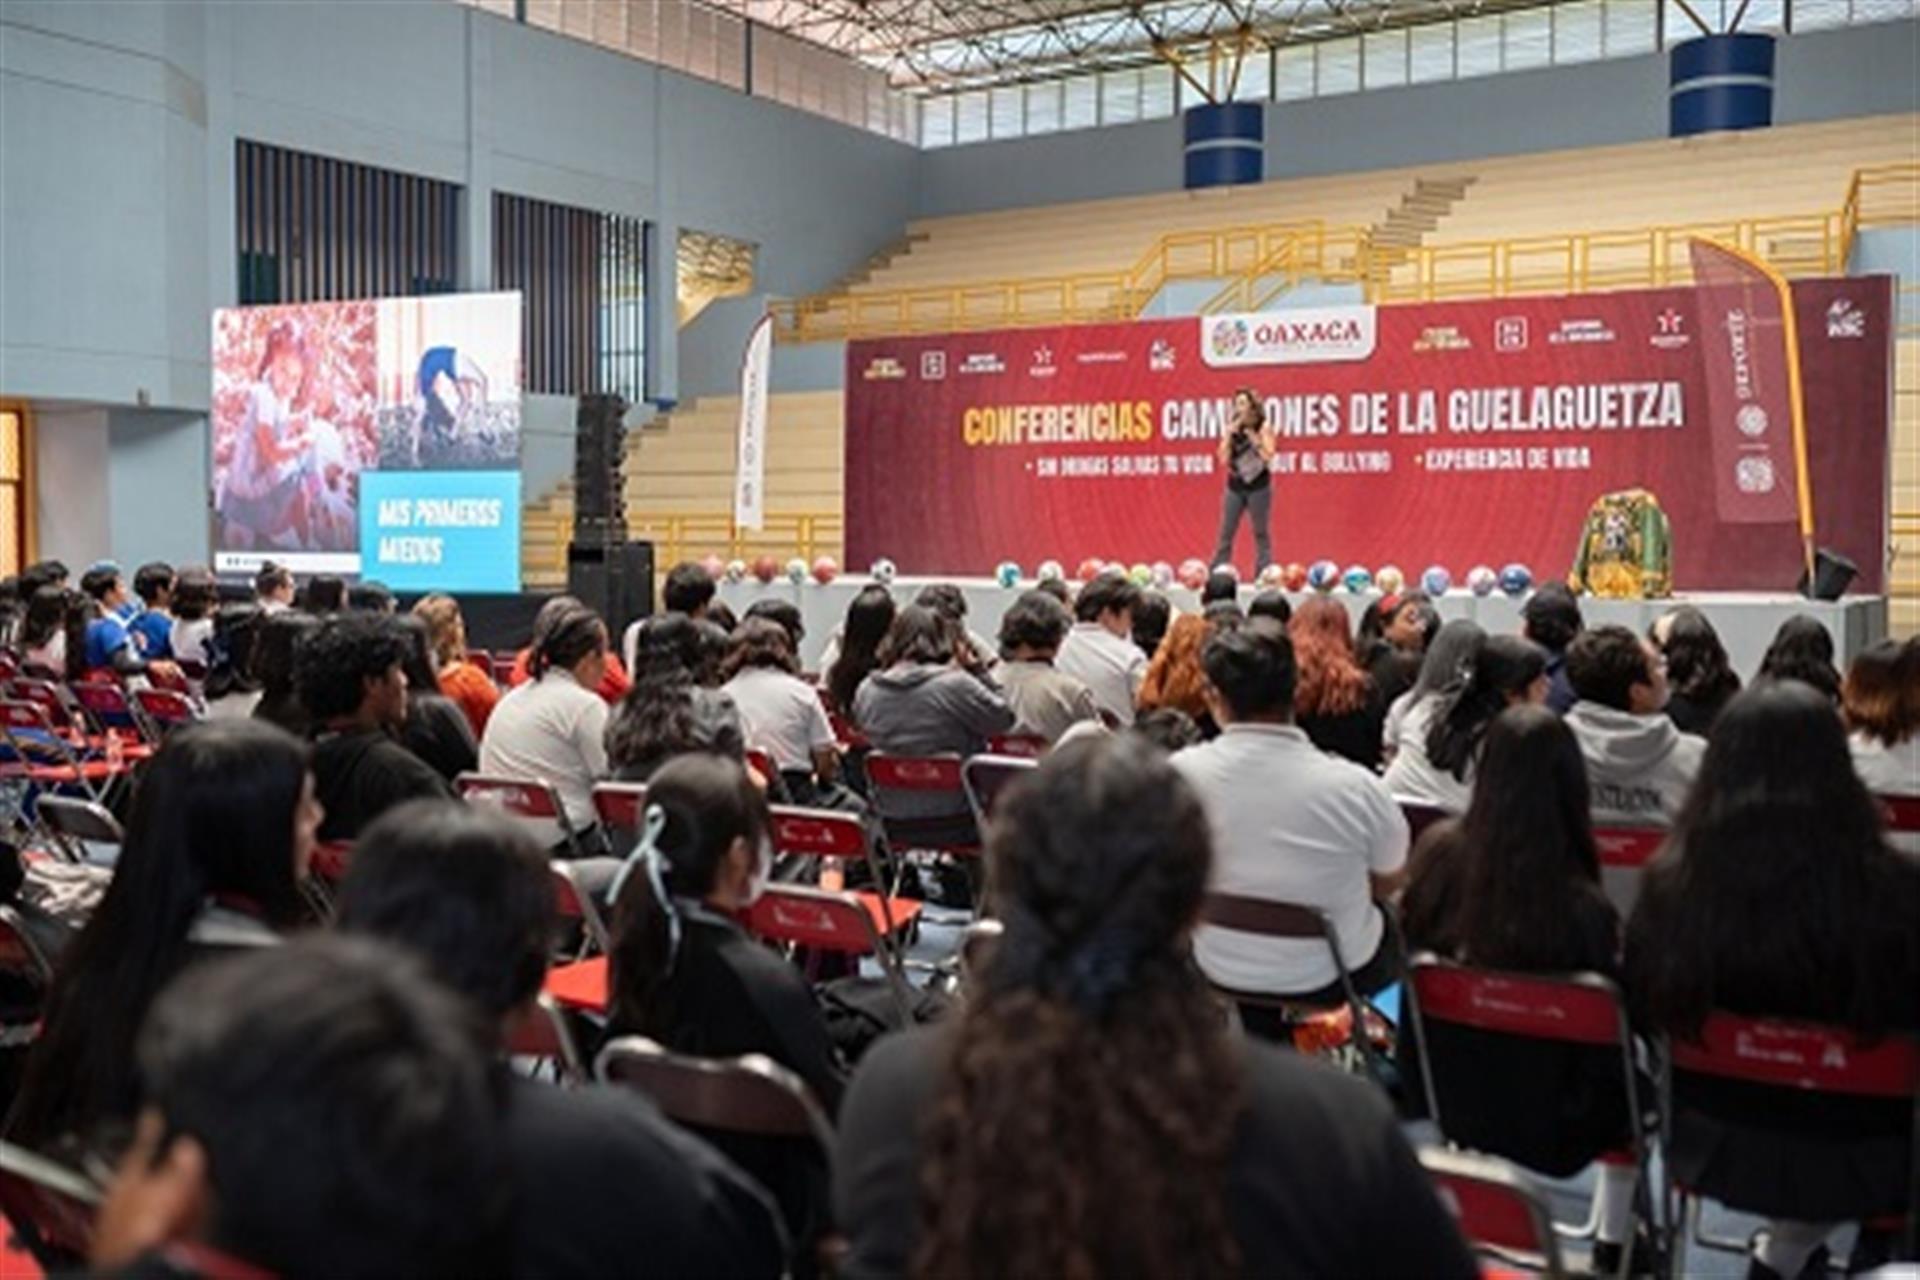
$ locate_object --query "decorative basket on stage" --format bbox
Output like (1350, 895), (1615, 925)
(1569, 488), (1672, 600)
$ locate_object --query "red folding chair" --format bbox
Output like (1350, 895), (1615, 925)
(0, 701), (127, 805)
(591, 781), (649, 834)
(504, 992), (587, 1085)
(1592, 826), (1666, 916)
(866, 753), (982, 899)
(986, 733), (1049, 759)
(1421, 1146), (1568, 1279)
(455, 772), (586, 856)
(132, 688), (201, 738)
(144, 665), (192, 697)
(0, 1142), (99, 1270)
(66, 683), (158, 757)
(1404, 954), (1652, 1278)
(1663, 1013), (1919, 1264)
(4, 681), (81, 736)
(1877, 792), (1920, 835)
(740, 884), (916, 1025)
(491, 653), (519, 688)
(551, 860), (612, 959)
(960, 752), (1037, 830)
(745, 748), (779, 787)
(767, 805), (921, 942)
(595, 1033), (835, 1157)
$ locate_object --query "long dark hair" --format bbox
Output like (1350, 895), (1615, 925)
(1444, 706), (1608, 970)
(1405, 619), (1486, 709)
(1654, 606), (1739, 711)
(7, 720), (312, 1151)
(721, 617), (799, 680)
(1755, 614), (1840, 703)
(912, 735), (1241, 1280)
(1626, 682), (1919, 1038)
(877, 604), (957, 668)
(606, 614), (731, 774)
(606, 755), (768, 1035)
(528, 606), (606, 680)
(18, 586), (67, 652)
(1427, 636), (1546, 782)
(826, 586), (896, 714)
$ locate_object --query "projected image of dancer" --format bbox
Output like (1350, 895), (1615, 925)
(1210, 387), (1276, 573)
(411, 345), (490, 466)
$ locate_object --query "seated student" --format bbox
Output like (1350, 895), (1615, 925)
(1625, 682), (1920, 1280)
(167, 568), (220, 671)
(834, 735), (1475, 1280)
(723, 618), (840, 800)
(127, 562), (176, 661)
(1844, 637), (1920, 810)
(88, 936), (510, 1280)
(5, 721), (320, 1154)
(1523, 582), (1584, 714)
(1246, 588), (1292, 627)
(744, 597), (807, 659)
(993, 590), (1099, 744)
(79, 563), (179, 682)
(606, 754), (846, 1247)
(1355, 590), (1439, 713)
(250, 611), (319, 737)
(1055, 573), (1147, 726)
(1399, 705), (1641, 1273)
(1137, 613), (1218, 735)
(1289, 596), (1387, 769)
(1384, 635), (1546, 811)
(413, 592), (500, 738)
(1171, 619), (1408, 1023)
(606, 613), (746, 783)
(1649, 605), (1740, 736)
(479, 603), (611, 850)
(1381, 619), (1484, 760)
(202, 603), (264, 720)
(334, 801), (787, 1279)
(1564, 625), (1705, 826)
(512, 594), (632, 703)
(252, 560), (295, 615)
(1200, 567), (1239, 606)
(301, 613), (451, 842)
(302, 575), (347, 614)
(1130, 588), (1171, 661)
(623, 561), (714, 672)
(819, 585), (895, 717)
(16, 585), (75, 676)
(397, 615), (479, 784)
(1130, 706), (1201, 753)
(1756, 614), (1842, 704)
(915, 582), (998, 676)
(347, 580), (395, 613)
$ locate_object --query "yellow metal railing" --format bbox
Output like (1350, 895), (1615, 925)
(770, 163), (1920, 343)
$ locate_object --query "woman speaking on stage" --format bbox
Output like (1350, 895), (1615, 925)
(1211, 387), (1277, 573)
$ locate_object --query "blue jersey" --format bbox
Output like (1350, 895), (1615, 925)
(83, 615), (134, 671)
(129, 610), (173, 659)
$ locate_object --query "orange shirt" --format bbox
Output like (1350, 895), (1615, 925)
(439, 660), (502, 739)
(507, 647), (632, 704)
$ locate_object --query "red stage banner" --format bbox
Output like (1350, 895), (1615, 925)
(843, 277), (1891, 592)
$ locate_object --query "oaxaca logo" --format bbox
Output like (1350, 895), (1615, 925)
(1200, 308), (1377, 368)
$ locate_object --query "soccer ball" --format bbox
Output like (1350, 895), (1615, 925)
(723, 559), (747, 584)
(811, 556), (839, 584)
(870, 558), (898, 585)
(1467, 565), (1498, 596)
(1499, 563), (1534, 596)
(1420, 565), (1452, 596)
(1128, 563), (1152, 586)
(1342, 565), (1373, 594)
(1257, 564), (1286, 588)
(1375, 565), (1406, 596)
(994, 561), (1022, 588)
(784, 558), (808, 584)
(1307, 560), (1341, 592)
(1150, 561), (1175, 589)
(1037, 559), (1065, 583)
(1282, 562), (1309, 592)
(1076, 557), (1105, 583)
(1176, 559), (1209, 590)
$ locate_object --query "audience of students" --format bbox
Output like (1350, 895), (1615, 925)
(201, 602), (264, 718)
(413, 592), (500, 737)
(510, 594), (632, 702)
(1384, 635), (1546, 811)
(835, 735), (1475, 1280)
(1649, 605), (1742, 736)
(6, 721), (320, 1153)
(478, 602), (611, 848)
(396, 614), (480, 784)
(302, 612), (451, 842)
(1055, 572), (1147, 727)
(1288, 596), (1386, 769)
(250, 610), (319, 737)
(1843, 636), (1920, 799)
(167, 567), (220, 670)
(1355, 590), (1439, 712)
(1522, 582), (1584, 714)
(992, 589), (1099, 743)
(17, 584), (75, 675)
(743, 597), (808, 659)
(606, 612), (747, 782)
(1564, 624), (1705, 826)
(1381, 618), (1484, 759)
(88, 936), (511, 1280)
(303, 575), (347, 614)
(252, 560), (295, 614)
(1245, 588), (1292, 627)
(722, 617), (840, 799)
(334, 800), (787, 1278)
(853, 603), (1013, 767)
(1757, 612), (1844, 704)
(1625, 681), (1920, 1279)
(819, 584), (895, 718)
(80, 563), (175, 680)
(127, 562), (176, 660)
(1172, 619), (1408, 1022)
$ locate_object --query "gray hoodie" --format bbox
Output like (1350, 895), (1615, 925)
(1565, 700), (1706, 826)
(853, 662), (1014, 820)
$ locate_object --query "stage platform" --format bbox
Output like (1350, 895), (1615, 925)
(718, 578), (1887, 683)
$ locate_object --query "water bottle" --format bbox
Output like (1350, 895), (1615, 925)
(819, 856), (844, 894)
